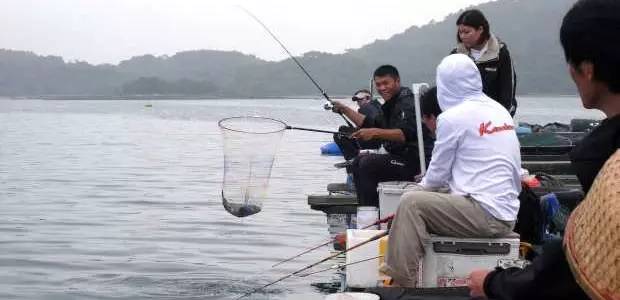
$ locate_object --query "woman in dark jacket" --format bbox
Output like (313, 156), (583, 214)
(452, 9), (517, 116)
(468, 0), (620, 299)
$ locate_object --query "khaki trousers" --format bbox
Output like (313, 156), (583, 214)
(382, 190), (515, 287)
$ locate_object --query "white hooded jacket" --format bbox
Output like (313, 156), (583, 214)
(420, 54), (521, 221)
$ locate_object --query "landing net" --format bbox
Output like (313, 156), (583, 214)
(218, 116), (286, 217)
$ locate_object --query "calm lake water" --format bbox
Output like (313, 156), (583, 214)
(0, 96), (604, 300)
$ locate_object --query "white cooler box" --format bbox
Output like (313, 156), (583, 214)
(418, 234), (521, 288)
(377, 181), (418, 229)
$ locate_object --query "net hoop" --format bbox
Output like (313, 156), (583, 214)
(218, 116), (287, 135)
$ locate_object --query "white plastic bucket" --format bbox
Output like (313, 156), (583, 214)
(356, 206), (378, 229)
(345, 229), (385, 288)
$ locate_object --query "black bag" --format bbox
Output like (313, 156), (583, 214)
(515, 173), (585, 244)
(514, 184), (545, 245)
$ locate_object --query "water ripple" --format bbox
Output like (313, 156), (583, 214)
(0, 99), (346, 300)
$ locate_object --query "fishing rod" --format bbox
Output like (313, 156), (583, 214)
(235, 230), (389, 300)
(285, 126), (360, 145)
(240, 7), (354, 127)
(272, 213), (394, 268)
(297, 255), (383, 278)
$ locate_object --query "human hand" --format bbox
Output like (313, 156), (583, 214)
(331, 101), (347, 114)
(351, 128), (378, 141)
(414, 174), (424, 183)
(468, 269), (490, 299)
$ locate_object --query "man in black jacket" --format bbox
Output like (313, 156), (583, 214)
(333, 89), (383, 161)
(332, 65), (433, 207)
(468, 1), (620, 299)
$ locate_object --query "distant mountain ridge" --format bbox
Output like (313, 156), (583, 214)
(0, 0), (577, 97)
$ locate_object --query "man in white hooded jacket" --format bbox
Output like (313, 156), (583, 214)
(381, 54), (521, 287)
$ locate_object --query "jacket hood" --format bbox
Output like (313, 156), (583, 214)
(436, 53), (484, 112)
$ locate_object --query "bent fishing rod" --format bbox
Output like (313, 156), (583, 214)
(240, 7), (354, 127)
(235, 230), (388, 300)
(272, 213), (394, 268)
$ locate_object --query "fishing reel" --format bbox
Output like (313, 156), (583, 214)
(323, 101), (333, 111)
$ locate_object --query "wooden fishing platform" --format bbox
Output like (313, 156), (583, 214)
(308, 192), (358, 215)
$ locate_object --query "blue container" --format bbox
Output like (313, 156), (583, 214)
(516, 126), (533, 135)
(540, 193), (560, 241)
(320, 142), (343, 156)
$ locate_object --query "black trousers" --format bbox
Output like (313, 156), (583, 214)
(350, 153), (419, 207)
(333, 126), (380, 161)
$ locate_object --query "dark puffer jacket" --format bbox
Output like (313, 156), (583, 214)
(452, 34), (517, 116)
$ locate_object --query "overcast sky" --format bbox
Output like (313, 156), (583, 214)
(2, 0), (493, 65)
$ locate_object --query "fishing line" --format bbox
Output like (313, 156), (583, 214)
(239, 6), (354, 127)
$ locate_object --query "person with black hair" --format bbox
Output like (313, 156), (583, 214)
(420, 86), (441, 137)
(452, 9), (518, 116)
(382, 54), (521, 288)
(468, 0), (620, 299)
(331, 65), (433, 207)
(352, 89), (383, 120)
(333, 89), (382, 161)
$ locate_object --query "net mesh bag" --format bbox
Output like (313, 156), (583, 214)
(218, 116), (286, 217)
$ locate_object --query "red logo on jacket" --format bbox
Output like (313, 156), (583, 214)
(479, 121), (514, 136)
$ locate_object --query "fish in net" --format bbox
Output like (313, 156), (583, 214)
(218, 116), (286, 217)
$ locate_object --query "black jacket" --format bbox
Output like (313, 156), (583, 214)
(484, 239), (589, 300)
(570, 114), (620, 194)
(361, 87), (434, 164)
(484, 114), (620, 300)
(452, 34), (517, 116)
(358, 99), (383, 120)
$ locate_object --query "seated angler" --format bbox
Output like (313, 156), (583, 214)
(331, 65), (433, 207)
(333, 89), (382, 162)
(381, 54), (522, 287)
(419, 86), (440, 140)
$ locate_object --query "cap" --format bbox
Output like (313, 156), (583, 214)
(352, 89), (371, 102)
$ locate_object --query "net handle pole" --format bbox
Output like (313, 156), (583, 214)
(285, 126), (341, 135)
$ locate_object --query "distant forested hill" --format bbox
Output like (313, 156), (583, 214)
(0, 0), (577, 97)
